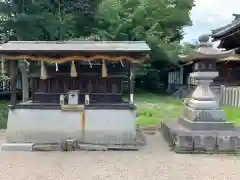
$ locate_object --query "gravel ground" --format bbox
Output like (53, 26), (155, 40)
(0, 131), (240, 180)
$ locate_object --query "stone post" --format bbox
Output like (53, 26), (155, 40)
(9, 60), (17, 109)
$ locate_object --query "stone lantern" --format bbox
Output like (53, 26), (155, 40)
(162, 34), (240, 153)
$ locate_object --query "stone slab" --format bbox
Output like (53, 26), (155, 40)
(1, 143), (34, 151)
(78, 144), (108, 151)
(188, 99), (219, 109)
(107, 144), (139, 151)
(194, 135), (216, 152)
(1, 128), (144, 152)
(217, 136), (236, 152)
(174, 135), (194, 153)
(179, 117), (234, 131)
(63, 139), (78, 151)
(181, 106), (226, 122)
(162, 119), (240, 154)
(32, 143), (63, 151)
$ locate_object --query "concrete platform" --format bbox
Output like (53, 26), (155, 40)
(162, 119), (240, 153)
(6, 109), (136, 145)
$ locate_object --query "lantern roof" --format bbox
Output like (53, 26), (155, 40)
(181, 34), (234, 62)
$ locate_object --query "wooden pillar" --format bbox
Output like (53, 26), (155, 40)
(128, 61), (134, 104)
(30, 78), (36, 101)
(9, 60), (17, 108)
(180, 66), (184, 84)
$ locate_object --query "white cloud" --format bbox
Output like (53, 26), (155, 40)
(183, 0), (240, 43)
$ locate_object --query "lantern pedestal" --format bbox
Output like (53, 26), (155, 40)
(188, 71), (219, 109)
(178, 70), (233, 131)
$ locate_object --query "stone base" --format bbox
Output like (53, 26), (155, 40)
(162, 119), (240, 153)
(179, 106), (234, 130)
(188, 99), (219, 109)
(182, 106), (227, 122)
(1, 126), (146, 152)
(179, 117), (234, 131)
(1, 140), (141, 152)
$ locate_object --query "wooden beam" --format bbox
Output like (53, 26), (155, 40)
(9, 60), (17, 108)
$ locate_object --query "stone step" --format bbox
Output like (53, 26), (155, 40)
(1, 143), (34, 151)
(78, 144), (108, 151)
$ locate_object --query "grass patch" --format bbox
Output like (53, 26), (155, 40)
(0, 101), (8, 129)
(223, 106), (240, 125)
(136, 93), (183, 126)
(136, 93), (240, 126)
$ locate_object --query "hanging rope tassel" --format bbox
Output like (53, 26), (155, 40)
(70, 61), (77, 77)
(101, 60), (108, 77)
(55, 63), (58, 71)
(40, 61), (48, 80)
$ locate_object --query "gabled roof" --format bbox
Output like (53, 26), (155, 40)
(211, 14), (240, 40)
(0, 41), (150, 52)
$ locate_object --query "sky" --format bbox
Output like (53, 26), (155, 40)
(183, 0), (240, 43)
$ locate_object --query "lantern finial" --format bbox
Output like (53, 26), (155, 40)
(198, 34), (210, 43)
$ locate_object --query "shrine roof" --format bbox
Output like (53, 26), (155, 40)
(0, 41), (150, 52)
(211, 14), (240, 40)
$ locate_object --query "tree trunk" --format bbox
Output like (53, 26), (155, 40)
(18, 61), (29, 102)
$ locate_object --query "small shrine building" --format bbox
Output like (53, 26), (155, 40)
(0, 41), (150, 151)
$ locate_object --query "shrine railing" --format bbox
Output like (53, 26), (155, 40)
(0, 79), (22, 92)
(220, 85), (240, 107)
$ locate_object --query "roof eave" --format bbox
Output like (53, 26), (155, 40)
(211, 21), (240, 39)
(181, 50), (235, 62)
(0, 49), (150, 53)
(0, 41), (151, 53)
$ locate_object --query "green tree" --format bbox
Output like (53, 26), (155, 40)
(0, 0), (100, 41)
(0, 0), (40, 101)
(95, 0), (194, 90)
(180, 41), (198, 56)
(0, 0), (194, 91)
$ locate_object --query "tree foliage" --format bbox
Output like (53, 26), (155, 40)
(180, 41), (198, 56)
(94, 0), (194, 89)
(95, 0), (193, 59)
(0, 0), (194, 91)
(0, 0), (100, 40)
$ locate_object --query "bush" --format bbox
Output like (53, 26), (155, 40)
(0, 101), (8, 129)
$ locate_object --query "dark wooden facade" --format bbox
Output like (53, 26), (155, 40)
(30, 61), (130, 104)
(167, 60), (240, 94)
(211, 13), (240, 85)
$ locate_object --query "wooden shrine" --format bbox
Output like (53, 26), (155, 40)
(0, 41), (150, 151)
